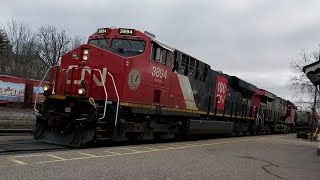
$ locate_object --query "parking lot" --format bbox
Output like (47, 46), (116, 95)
(0, 134), (319, 180)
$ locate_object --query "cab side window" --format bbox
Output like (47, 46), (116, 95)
(160, 49), (167, 64)
(167, 51), (172, 67)
(150, 42), (172, 66)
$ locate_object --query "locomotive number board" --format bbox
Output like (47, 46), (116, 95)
(97, 28), (108, 35)
(119, 28), (135, 35)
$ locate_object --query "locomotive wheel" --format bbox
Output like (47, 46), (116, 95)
(244, 131), (250, 136)
(251, 128), (257, 136)
(134, 127), (154, 141)
(237, 131), (244, 136)
(232, 129), (237, 136)
(266, 129), (270, 135)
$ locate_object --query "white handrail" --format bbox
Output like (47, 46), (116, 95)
(256, 113), (264, 125)
(33, 66), (109, 122)
(96, 69), (108, 120)
(34, 66), (53, 112)
(108, 72), (120, 126)
(68, 66), (109, 120)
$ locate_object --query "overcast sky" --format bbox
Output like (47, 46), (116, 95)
(1, 0), (320, 101)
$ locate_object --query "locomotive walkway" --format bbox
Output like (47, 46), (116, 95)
(0, 134), (319, 180)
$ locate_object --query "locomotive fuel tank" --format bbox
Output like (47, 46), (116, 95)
(188, 120), (234, 135)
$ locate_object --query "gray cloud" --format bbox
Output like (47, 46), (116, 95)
(1, 0), (320, 101)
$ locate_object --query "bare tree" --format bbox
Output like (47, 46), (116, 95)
(287, 48), (319, 110)
(0, 27), (11, 74)
(1, 19), (86, 79)
(37, 25), (71, 67)
(0, 29), (10, 51)
(71, 35), (86, 49)
(4, 19), (40, 77)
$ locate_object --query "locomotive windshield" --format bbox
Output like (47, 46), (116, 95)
(110, 39), (145, 57)
(88, 38), (145, 57)
(88, 38), (109, 49)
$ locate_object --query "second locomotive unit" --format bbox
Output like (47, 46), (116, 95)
(33, 27), (295, 147)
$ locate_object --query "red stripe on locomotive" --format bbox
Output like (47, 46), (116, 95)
(214, 75), (228, 110)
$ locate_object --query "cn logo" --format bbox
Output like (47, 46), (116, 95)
(66, 65), (107, 86)
(214, 76), (228, 110)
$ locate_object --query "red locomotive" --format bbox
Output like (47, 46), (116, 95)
(33, 27), (295, 147)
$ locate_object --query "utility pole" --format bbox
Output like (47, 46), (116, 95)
(312, 49), (320, 141)
(311, 85), (317, 141)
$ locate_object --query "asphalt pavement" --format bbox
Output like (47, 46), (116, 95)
(0, 134), (319, 180)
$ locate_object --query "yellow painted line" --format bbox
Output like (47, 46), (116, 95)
(8, 158), (27, 165)
(105, 150), (122, 155)
(141, 105), (153, 109)
(120, 102), (135, 107)
(120, 102), (128, 106)
(151, 145), (178, 150)
(12, 154), (44, 158)
(140, 138), (269, 152)
(33, 157), (97, 164)
(118, 147), (140, 152)
(179, 143), (199, 146)
(125, 102), (141, 107)
(79, 152), (99, 157)
(130, 147), (158, 150)
(46, 154), (67, 160)
(170, 108), (182, 112)
(209, 113), (223, 116)
(182, 109), (193, 113)
(47, 95), (66, 100)
(120, 101), (255, 118)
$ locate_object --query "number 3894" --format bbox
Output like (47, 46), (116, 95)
(152, 66), (167, 79)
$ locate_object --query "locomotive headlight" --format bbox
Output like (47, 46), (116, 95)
(83, 49), (89, 55)
(83, 55), (88, 61)
(82, 49), (89, 61)
(78, 88), (86, 96)
(43, 85), (50, 92)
